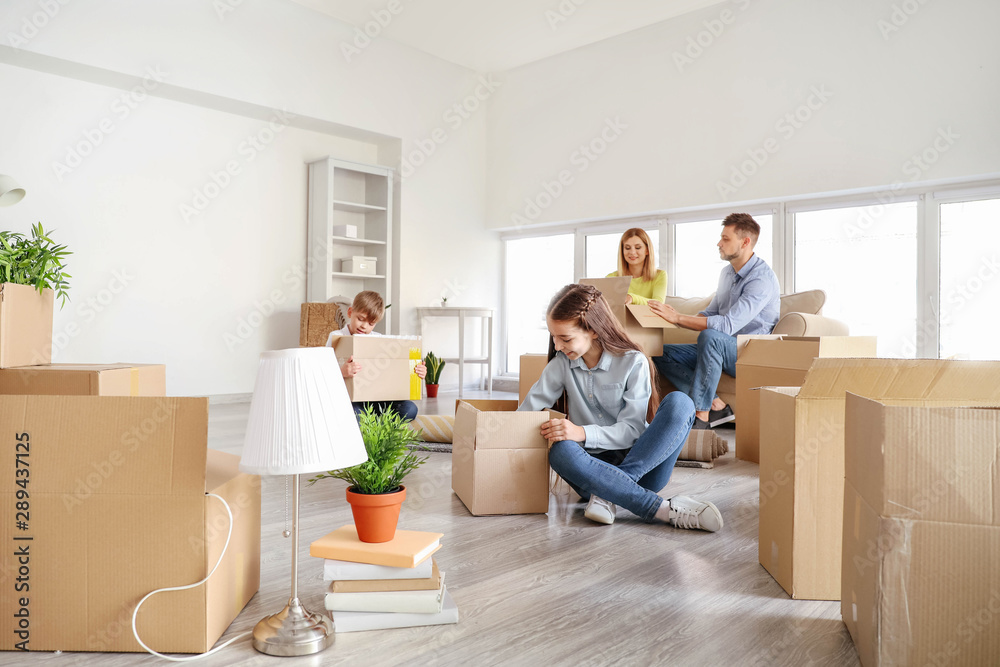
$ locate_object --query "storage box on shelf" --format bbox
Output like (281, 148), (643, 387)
(307, 157), (394, 333)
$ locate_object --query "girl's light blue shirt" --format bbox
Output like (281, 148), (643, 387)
(518, 348), (651, 452)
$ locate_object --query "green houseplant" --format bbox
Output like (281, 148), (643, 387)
(0, 222), (72, 308)
(423, 351), (446, 398)
(309, 405), (428, 542)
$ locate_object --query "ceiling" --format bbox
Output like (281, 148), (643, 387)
(288, 0), (728, 72)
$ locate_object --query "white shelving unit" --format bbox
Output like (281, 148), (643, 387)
(307, 157), (394, 333)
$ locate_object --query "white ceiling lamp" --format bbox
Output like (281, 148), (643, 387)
(0, 174), (25, 206)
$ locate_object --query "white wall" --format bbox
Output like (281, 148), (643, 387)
(486, 0), (1000, 229)
(0, 0), (498, 395)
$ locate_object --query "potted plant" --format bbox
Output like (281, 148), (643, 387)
(0, 222), (72, 307)
(308, 406), (428, 543)
(423, 351), (446, 398)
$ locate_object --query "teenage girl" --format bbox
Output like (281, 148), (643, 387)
(607, 227), (667, 305)
(518, 283), (722, 531)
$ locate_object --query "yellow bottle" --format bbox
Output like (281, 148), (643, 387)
(409, 347), (422, 400)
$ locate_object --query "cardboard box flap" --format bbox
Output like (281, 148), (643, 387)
(580, 276), (631, 306)
(739, 337), (876, 371)
(456, 399), (553, 451)
(329, 335), (421, 361)
(0, 395), (209, 496)
(798, 358), (1000, 401)
(624, 304), (679, 330)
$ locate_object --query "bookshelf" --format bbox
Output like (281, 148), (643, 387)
(307, 157), (394, 333)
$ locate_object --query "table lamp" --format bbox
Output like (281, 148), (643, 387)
(240, 347), (367, 656)
(0, 174), (25, 206)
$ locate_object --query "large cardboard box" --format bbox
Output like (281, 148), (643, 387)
(0, 283), (54, 369)
(842, 394), (1000, 666)
(328, 335), (421, 402)
(758, 359), (1000, 601)
(0, 396), (260, 653)
(735, 336), (877, 462)
(0, 363), (166, 396)
(452, 399), (560, 515)
(519, 353), (548, 403)
(579, 277), (676, 357)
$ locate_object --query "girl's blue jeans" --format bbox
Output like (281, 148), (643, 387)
(548, 392), (695, 522)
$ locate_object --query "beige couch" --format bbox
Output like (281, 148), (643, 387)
(655, 289), (847, 412)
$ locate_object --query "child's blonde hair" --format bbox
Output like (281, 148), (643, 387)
(352, 291), (385, 322)
(546, 283), (659, 420)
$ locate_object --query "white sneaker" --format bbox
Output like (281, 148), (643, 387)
(667, 496), (723, 532)
(584, 495), (616, 525)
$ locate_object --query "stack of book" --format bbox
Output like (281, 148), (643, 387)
(309, 525), (458, 633)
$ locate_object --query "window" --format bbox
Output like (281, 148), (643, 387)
(584, 228), (660, 278)
(505, 234), (574, 371)
(673, 214), (773, 296)
(794, 203), (917, 357)
(939, 198), (1000, 360)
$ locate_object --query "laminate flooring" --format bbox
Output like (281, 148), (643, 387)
(10, 391), (860, 667)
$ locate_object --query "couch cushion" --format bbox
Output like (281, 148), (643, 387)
(662, 293), (714, 315)
(779, 289), (825, 317)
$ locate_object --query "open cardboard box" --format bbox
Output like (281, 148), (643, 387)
(0, 283), (54, 369)
(758, 358), (1000, 601)
(328, 335), (421, 402)
(0, 363), (167, 396)
(452, 399), (561, 515)
(579, 277), (676, 357)
(841, 394), (1000, 666)
(735, 335), (877, 462)
(0, 395), (260, 653)
(519, 353), (549, 403)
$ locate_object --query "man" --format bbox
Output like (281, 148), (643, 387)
(649, 213), (780, 429)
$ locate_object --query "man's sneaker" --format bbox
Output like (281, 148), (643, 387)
(691, 417), (711, 430)
(584, 495), (616, 525)
(708, 405), (736, 428)
(667, 495), (723, 532)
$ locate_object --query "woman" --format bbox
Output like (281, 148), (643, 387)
(607, 228), (667, 304)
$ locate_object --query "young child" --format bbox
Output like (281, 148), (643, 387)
(518, 283), (723, 531)
(326, 291), (427, 422)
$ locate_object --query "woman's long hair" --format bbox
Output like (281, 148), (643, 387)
(615, 227), (657, 282)
(546, 283), (659, 421)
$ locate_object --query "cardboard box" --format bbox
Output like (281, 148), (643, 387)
(842, 394), (1000, 666)
(452, 399), (561, 515)
(0, 363), (166, 396)
(329, 335), (420, 402)
(735, 336), (877, 462)
(0, 395), (260, 653)
(579, 277), (676, 357)
(519, 353), (549, 403)
(341, 256), (377, 275)
(332, 224), (358, 238)
(0, 283), (54, 369)
(758, 358), (1000, 601)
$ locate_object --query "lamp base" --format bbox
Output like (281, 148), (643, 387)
(250, 597), (334, 657)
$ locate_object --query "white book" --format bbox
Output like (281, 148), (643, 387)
(332, 588), (458, 633)
(323, 557), (434, 581)
(324, 577), (445, 614)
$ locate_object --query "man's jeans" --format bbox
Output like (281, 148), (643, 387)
(547, 392), (695, 522)
(653, 329), (738, 412)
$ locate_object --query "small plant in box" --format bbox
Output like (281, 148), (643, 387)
(0, 222), (72, 307)
(423, 351), (446, 398)
(309, 406), (427, 542)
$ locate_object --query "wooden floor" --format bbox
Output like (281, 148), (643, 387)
(10, 390), (861, 666)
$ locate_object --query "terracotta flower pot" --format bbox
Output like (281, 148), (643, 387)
(346, 486), (406, 543)
(425, 383), (440, 398)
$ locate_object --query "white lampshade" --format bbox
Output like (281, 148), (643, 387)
(0, 174), (25, 206)
(240, 347), (367, 476)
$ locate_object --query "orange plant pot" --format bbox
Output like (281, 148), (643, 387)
(425, 384), (440, 398)
(346, 486), (406, 543)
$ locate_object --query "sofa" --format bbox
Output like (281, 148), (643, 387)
(655, 289), (847, 412)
